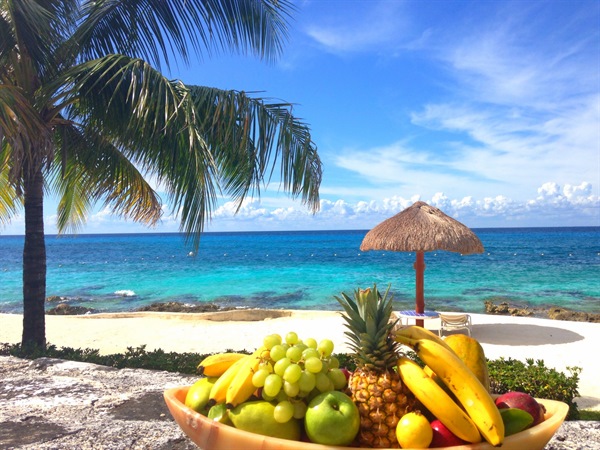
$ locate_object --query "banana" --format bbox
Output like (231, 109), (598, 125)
(397, 357), (482, 443)
(394, 325), (453, 351)
(208, 354), (252, 406)
(198, 352), (248, 377)
(397, 336), (504, 446)
(226, 346), (269, 409)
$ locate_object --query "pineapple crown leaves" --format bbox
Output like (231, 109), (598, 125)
(335, 284), (402, 371)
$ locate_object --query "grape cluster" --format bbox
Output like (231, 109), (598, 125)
(251, 332), (348, 423)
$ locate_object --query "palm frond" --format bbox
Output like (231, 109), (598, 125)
(50, 122), (163, 233)
(0, 144), (19, 225)
(0, 0), (75, 81)
(189, 86), (322, 212)
(0, 85), (44, 142)
(74, 0), (295, 70)
(58, 54), (218, 247)
(0, 84), (50, 188)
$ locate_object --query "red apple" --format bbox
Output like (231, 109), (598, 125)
(429, 419), (468, 448)
(495, 391), (546, 426)
(340, 367), (352, 382)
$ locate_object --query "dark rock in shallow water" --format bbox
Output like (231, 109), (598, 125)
(485, 301), (534, 317)
(135, 301), (234, 313)
(547, 307), (600, 323)
(46, 303), (95, 315)
(484, 300), (600, 323)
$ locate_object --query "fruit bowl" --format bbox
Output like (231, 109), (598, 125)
(164, 386), (568, 450)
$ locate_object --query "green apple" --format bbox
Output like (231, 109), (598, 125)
(305, 391), (359, 446)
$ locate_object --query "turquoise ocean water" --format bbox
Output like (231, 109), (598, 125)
(0, 228), (599, 314)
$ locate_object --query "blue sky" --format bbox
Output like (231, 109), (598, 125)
(3, 0), (600, 235)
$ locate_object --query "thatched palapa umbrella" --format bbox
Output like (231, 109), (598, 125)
(360, 201), (484, 326)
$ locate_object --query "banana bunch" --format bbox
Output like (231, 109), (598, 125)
(207, 346), (269, 408)
(197, 352), (248, 376)
(395, 326), (505, 447)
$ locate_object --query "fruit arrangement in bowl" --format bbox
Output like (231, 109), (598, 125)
(164, 285), (568, 449)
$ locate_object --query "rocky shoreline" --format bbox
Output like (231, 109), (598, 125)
(484, 301), (600, 323)
(43, 298), (600, 323)
(44, 299), (237, 316)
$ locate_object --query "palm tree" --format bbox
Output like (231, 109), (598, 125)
(0, 0), (322, 351)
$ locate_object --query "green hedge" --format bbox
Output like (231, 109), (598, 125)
(487, 357), (581, 420)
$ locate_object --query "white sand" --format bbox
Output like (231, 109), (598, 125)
(0, 310), (598, 411)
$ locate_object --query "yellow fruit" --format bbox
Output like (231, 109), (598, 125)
(185, 377), (218, 413)
(398, 336), (504, 446)
(336, 285), (416, 448)
(396, 411), (433, 449)
(444, 334), (490, 391)
(229, 400), (301, 441)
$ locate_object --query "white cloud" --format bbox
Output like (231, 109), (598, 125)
(1, 181), (597, 236)
(205, 182), (599, 229)
(303, 1), (408, 54)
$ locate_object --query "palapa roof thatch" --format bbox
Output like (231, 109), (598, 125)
(360, 201), (484, 254)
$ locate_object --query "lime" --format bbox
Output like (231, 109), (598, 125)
(207, 403), (232, 425)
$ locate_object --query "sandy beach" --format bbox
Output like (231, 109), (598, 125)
(1, 310), (598, 411)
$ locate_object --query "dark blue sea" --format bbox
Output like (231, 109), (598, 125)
(0, 228), (599, 314)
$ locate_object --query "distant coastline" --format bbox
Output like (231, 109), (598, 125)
(39, 299), (600, 323)
(1, 224), (599, 238)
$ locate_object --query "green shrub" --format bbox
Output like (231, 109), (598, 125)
(0, 343), (218, 375)
(487, 357), (581, 420)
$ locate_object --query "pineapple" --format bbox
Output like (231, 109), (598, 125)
(336, 285), (416, 448)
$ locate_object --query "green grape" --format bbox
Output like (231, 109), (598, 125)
(301, 348), (320, 361)
(283, 380), (300, 397)
(304, 337), (318, 349)
(270, 344), (286, 362)
(297, 371), (316, 392)
(263, 373), (283, 397)
(263, 333), (282, 350)
(281, 343), (291, 352)
(329, 356), (340, 369)
(315, 372), (333, 392)
(286, 346), (303, 363)
(283, 363), (302, 383)
(319, 360), (330, 374)
(274, 400), (294, 423)
(252, 368), (270, 387)
(258, 360), (273, 373)
(285, 332), (299, 345)
(274, 357), (292, 377)
(294, 343), (308, 353)
(276, 390), (289, 402)
(293, 401), (308, 419)
(318, 339), (335, 357)
(304, 356), (323, 374)
(261, 389), (275, 401)
(328, 368), (348, 390)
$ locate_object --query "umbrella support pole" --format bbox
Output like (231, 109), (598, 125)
(414, 251), (425, 327)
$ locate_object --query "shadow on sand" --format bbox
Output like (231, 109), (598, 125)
(471, 323), (584, 346)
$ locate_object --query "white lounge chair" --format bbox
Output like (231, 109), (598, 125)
(438, 313), (472, 336)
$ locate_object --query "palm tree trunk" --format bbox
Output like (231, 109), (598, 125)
(21, 164), (47, 350)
